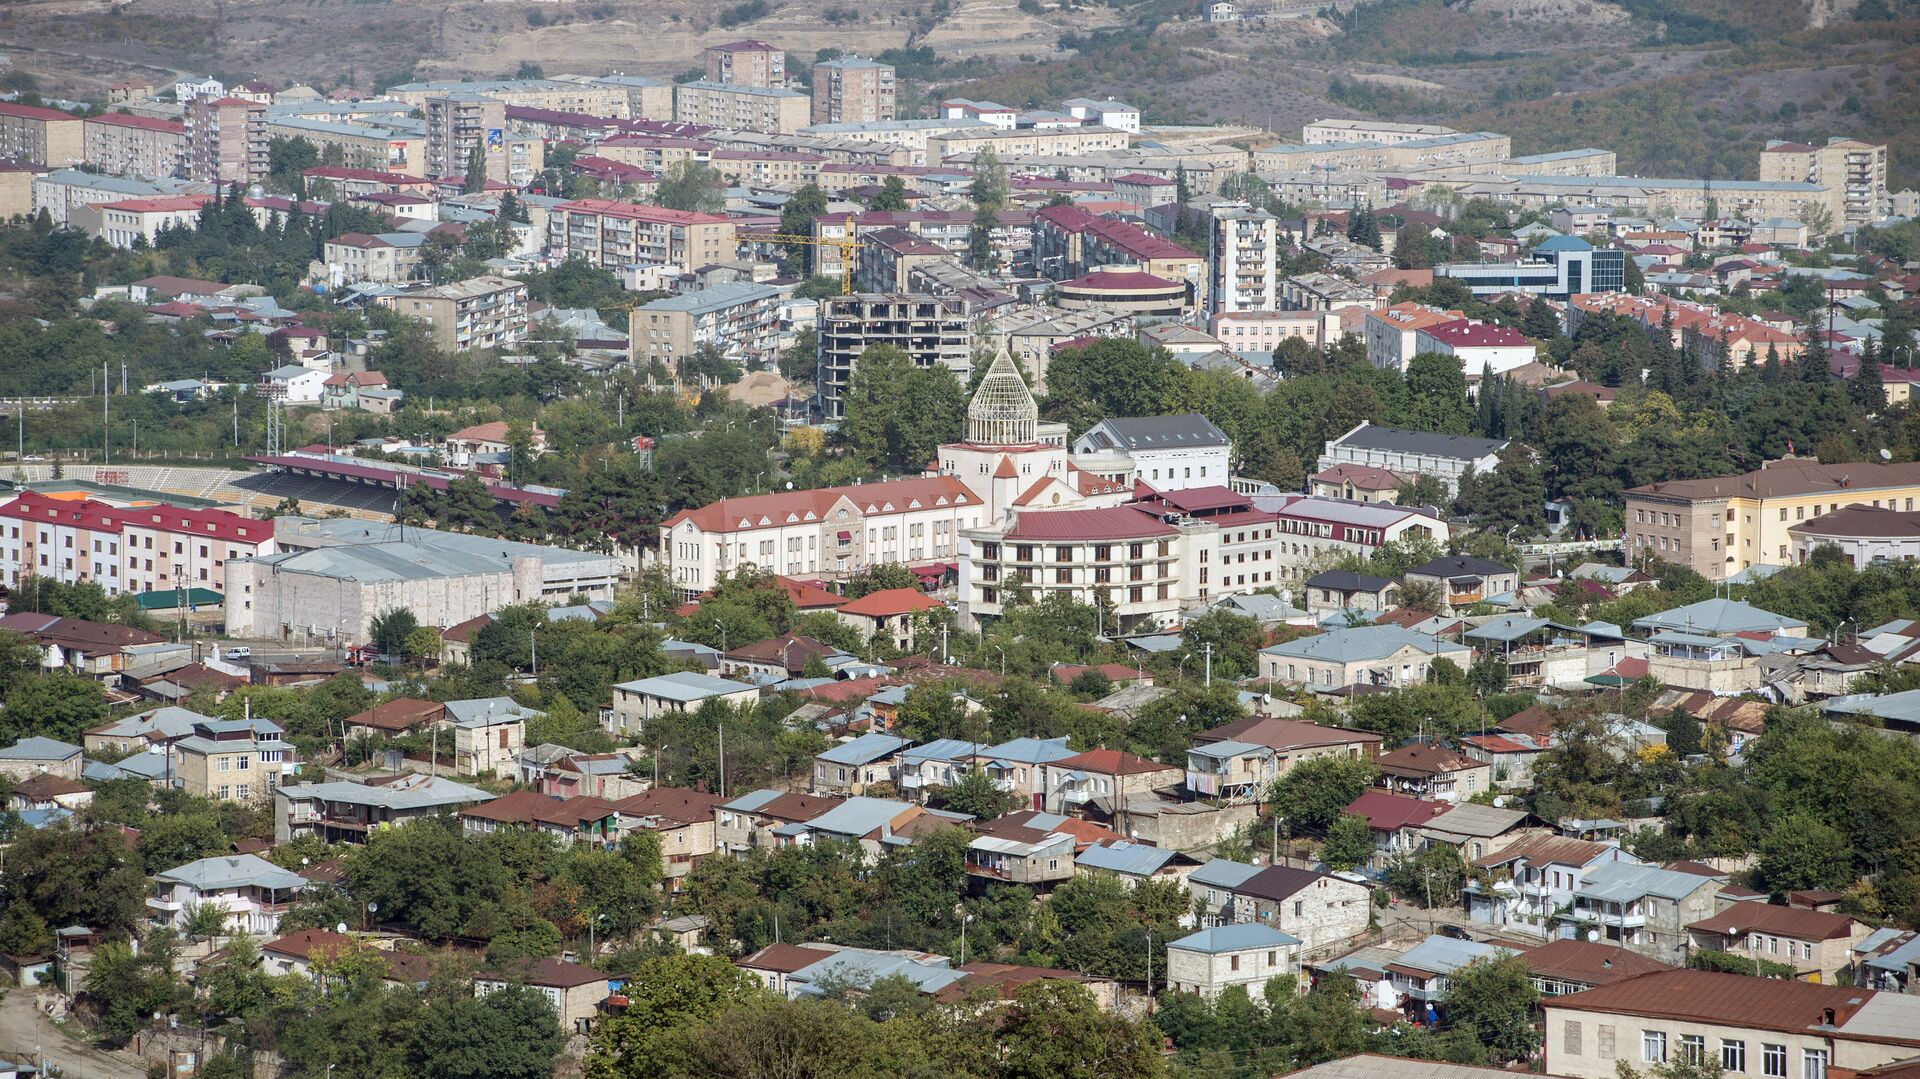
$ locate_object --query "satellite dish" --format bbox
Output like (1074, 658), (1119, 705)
(1492, 795), (1508, 807)
(336, 922), (348, 934)
(247, 184), (266, 199)
(1881, 449), (1893, 461)
(1586, 929), (1600, 943)
(785, 481), (794, 490)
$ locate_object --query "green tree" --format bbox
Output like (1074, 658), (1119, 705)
(970, 147), (1008, 211)
(844, 563), (919, 599)
(999, 979), (1164, 1079)
(656, 161), (725, 214)
(937, 766), (1022, 820)
(1384, 843), (1465, 907)
(1441, 954), (1540, 1061)
(1454, 443), (1547, 538)
(369, 607), (421, 657)
(85, 937), (187, 1045)
(408, 983), (566, 1079)
(1320, 813), (1373, 871)
(464, 144), (488, 194)
(778, 184), (829, 274)
(0, 670), (106, 743)
(1522, 297), (1562, 340)
(585, 953), (763, 1079)
(1757, 813), (1854, 896)
(840, 343), (965, 472)
(867, 175), (911, 212)
(1268, 755), (1379, 833)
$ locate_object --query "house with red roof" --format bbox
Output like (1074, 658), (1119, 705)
(834, 588), (943, 651)
(0, 489), (274, 601)
(1039, 747), (1182, 817)
(1341, 789), (1450, 869)
(1413, 318), (1538, 375)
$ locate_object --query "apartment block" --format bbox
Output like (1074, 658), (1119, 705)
(960, 505), (1222, 631)
(264, 115), (427, 176)
(83, 114), (188, 178)
(1624, 459), (1920, 581)
(0, 102), (84, 167)
(816, 293), (973, 418)
(1363, 303), (1465, 371)
(1208, 204), (1279, 314)
(630, 281), (784, 372)
(92, 195), (214, 248)
(386, 78), (630, 116)
(673, 81), (810, 134)
(1211, 309), (1324, 355)
(427, 93), (523, 182)
(1759, 137), (1889, 225)
(545, 198), (736, 271)
(1301, 118), (1460, 145)
(704, 40), (786, 87)
(389, 275), (529, 353)
(710, 148), (824, 187)
(811, 57), (896, 125)
(591, 134), (715, 173)
(0, 488), (276, 595)
(186, 97), (269, 184)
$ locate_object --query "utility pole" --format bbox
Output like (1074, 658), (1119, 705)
(102, 361), (109, 464)
(717, 722), (726, 798)
(1203, 642), (1213, 687)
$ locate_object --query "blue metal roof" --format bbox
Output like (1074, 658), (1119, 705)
(1187, 858), (1264, 890)
(1393, 935), (1504, 975)
(0, 737), (82, 761)
(1169, 923), (1301, 954)
(817, 733), (912, 767)
(898, 738), (983, 764)
(1076, 841), (1179, 877)
(979, 736), (1075, 765)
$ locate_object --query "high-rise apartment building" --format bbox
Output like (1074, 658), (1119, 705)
(1759, 137), (1889, 226)
(703, 40), (786, 87)
(1207, 204), (1278, 314)
(186, 97), (269, 184)
(811, 58), (896, 125)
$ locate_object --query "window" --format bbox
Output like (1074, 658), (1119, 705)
(217, 785), (230, 799)
(1763, 1044), (1786, 1078)
(1266, 950), (1277, 966)
(1292, 900), (1303, 917)
(1564, 1021), (1583, 1056)
(1643, 1031), (1667, 1064)
(1679, 1035), (1705, 1065)
(1230, 955), (1240, 971)
(1722, 1040), (1746, 1073)
(1803, 1050), (1827, 1079)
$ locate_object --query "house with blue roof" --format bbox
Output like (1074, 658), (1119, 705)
(811, 733), (913, 796)
(1559, 861), (1722, 960)
(1188, 858), (1265, 926)
(609, 671), (759, 735)
(971, 736), (1077, 809)
(896, 738), (986, 800)
(150, 854), (310, 936)
(0, 737), (84, 781)
(1259, 625), (1470, 693)
(1383, 934), (1510, 1003)
(1166, 922), (1303, 999)
(1074, 840), (1200, 887)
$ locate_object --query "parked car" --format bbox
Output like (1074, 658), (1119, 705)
(225, 646), (251, 660)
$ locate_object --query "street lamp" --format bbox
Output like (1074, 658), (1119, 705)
(960, 912), (975, 965)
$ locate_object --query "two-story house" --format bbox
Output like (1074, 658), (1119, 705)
(811, 732), (912, 795)
(1166, 923), (1303, 1000)
(611, 786), (727, 889)
(1186, 717), (1383, 803)
(1685, 904), (1871, 984)
(1373, 742), (1492, 803)
(969, 736), (1078, 812)
(441, 697), (536, 777)
(173, 718), (295, 802)
(1226, 866), (1372, 957)
(148, 854), (308, 936)
(1465, 835), (1643, 936)
(1560, 861), (1724, 963)
(1039, 747), (1182, 818)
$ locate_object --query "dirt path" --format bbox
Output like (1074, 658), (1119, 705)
(0, 991), (149, 1079)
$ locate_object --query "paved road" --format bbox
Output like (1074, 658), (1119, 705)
(0, 991), (148, 1079)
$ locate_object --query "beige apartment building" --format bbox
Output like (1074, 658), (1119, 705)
(186, 97), (269, 184)
(389, 276), (529, 353)
(385, 78), (629, 115)
(1624, 459), (1920, 580)
(591, 134), (713, 173)
(174, 721), (295, 803)
(323, 232), (424, 284)
(546, 198), (736, 271)
(427, 94), (506, 181)
(811, 57), (896, 125)
(710, 148), (824, 187)
(1759, 137), (1888, 225)
(0, 102), (85, 167)
(673, 82), (810, 134)
(83, 114), (188, 178)
(927, 125), (1130, 164)
(1253, 132), (1511, 174)
(630, 280), (783, 371)
(704, 40), (786, 87)
(265, 116), (426, 176)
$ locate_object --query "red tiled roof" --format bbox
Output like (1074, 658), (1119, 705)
(662, 476), (976, 536)
(343, 698), (444, 732)
(1686, 903), (1860, 942)
(1059, 269), (1182, 291)
(87, 113), (185, 133)
(0, 101), (79, 122)
(1312, 463), (1402, 490)
(1050, 747), (1175, 776)
(1197, 716), (1382, 750)
(1000, 505), (1176, 542)
(1342, 790), (1449, 831)
(1547, 969), (1877, 1035)
(1521, 939), (1674, 986)
(1421, 319), (1533, 348)
(0, 489), (267, 545)
(1375, 742), (1480, 777)
(611, 786), (727, 825)
(263, 929), (354, 961)
(555, 197), (729, 225)
(836, 588), (942, 618)
(101, 196), (214, 213)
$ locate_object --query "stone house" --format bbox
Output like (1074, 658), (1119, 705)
(1166, 923), (1303, 1000)
(1685, 904), (1871, 984)
(1227, 866), (1372, 957)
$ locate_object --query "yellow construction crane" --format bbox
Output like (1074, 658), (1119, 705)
(737, 232), (859, 294)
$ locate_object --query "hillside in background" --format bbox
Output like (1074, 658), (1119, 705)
(1, 0), (1915, 187)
